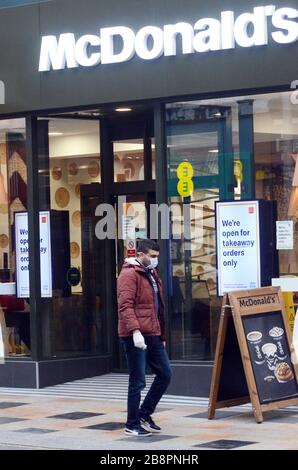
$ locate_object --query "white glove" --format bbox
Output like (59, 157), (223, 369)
(133, 330), (147, 350)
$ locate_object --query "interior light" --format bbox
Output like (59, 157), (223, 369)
(115, 108), (132, 112)
(49, 132), (63, 136)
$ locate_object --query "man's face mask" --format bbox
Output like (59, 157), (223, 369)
(148, 257), (158, 270)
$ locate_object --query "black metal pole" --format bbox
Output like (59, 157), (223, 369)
(154, 103), (171, 353)
(26, 116), (42, 362)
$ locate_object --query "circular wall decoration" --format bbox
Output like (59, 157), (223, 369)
(88, 160), (100, 178)
(51, 166), (62, 181)
(75, 184), (81, 198)
(0, 234), (8, 248)
(72, 210), (81, 227)
(55, 187), (70, 208)
(70, 242), (80, 259)
(68, 162), (79, 176)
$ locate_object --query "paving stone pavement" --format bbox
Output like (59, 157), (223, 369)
(0, 394), (295, 450)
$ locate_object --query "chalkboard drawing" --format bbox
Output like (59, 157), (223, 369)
(274, 362), (294, 384)
(261, 343), (278, 371)
(269, 327), (284, 341)
(269, 327), (286, 359)
(247, 331), (265, 365)
(264, 375), (275, 383)
(276, 341), (287, 361)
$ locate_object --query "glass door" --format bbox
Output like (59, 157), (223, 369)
(114, 192), (155, 369)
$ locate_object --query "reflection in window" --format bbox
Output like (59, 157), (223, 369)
(114, 139), (156, 182)
(0, 118), (30, 357)
(169, 189), (219, 361)
(39, 118), (107, 358)
(114, 139), (144, 182)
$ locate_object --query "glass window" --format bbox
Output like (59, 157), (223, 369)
(114, 139), (145, 182)
(169, 189), (218, 361)
(114, 137), (155, 182)
(167, 105), (221, 178)
(167, 90), (298, 361)
(38, 117), (108, 358)
(0, 118), (31, 358)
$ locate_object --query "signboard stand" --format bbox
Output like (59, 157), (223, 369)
(209, 287), (298, 423)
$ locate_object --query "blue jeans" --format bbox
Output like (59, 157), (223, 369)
(121, 335), (172, 429)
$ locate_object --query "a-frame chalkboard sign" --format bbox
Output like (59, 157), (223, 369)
(208, 287), (298, 423)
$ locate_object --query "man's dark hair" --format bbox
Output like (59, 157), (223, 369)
(137, 239), (160, 254)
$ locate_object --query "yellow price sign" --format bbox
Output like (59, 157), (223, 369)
(177, 162), (194, 180)
(177, 178), (194, 198)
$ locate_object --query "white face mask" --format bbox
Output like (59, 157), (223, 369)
(148, 257), (158, 270)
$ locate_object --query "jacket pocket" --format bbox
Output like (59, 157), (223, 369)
(135, 308), (153, 334)
(135, 307), (152, 317)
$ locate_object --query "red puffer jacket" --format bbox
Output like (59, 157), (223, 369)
(117, 258), (166, 340)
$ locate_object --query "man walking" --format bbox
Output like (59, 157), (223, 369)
(117, 239), (172, 437)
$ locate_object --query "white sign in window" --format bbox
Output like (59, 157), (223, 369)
(122, 215), (135, 239)
(216, 201), (261, 296)
(276, 221), (294, 250)
(15, 211), (52, 298)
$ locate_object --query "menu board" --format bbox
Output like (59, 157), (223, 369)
(243, 312), (298, 404)
(208, 287), (298, 423)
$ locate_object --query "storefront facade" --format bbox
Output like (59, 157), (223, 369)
(0, 0), (297, 395)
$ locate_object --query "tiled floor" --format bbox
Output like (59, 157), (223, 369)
(0, 395), (296, 450)
(195, 440), (257, 450)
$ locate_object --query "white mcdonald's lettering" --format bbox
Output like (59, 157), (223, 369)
(38, 5), (298, 72)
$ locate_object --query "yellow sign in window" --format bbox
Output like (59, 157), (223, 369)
(283, 291), (295, 334)
(177, 162), (194, 180)
(177, 162), (194, 197)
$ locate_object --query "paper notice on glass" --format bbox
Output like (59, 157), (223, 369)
(122, 216), (135, 239)
(276, 221), (294, 250)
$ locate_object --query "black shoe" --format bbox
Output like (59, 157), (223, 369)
(140, 416), (161, 433)
(125, 425), (152, 437)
